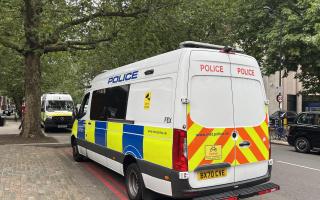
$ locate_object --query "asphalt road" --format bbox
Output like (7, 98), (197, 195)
(250, 144), (320, 200)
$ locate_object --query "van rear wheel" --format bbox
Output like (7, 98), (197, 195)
(125, 163), (145, 200)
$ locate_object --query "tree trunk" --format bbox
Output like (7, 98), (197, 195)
(21, 51), (43, 138)
(13, 97), (22, 118)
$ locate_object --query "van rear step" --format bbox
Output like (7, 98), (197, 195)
(194, 182), (280, 200)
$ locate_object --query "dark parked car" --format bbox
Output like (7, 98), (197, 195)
(2, 106), (14, 116)
(287, 112), (320, 153)
(269, 110), (297, 126)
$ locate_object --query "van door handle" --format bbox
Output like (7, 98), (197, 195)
(239, 141), (250, 147)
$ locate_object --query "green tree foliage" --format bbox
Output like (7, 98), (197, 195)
(0, 47), (24, 115)
(0, 0), (179, 137)
(233, 0), (320, 94)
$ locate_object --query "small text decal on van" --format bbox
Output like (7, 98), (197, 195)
(200, 64), (224, 73)
(108, 70), (138, 84)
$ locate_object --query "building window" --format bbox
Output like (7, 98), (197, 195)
(287, 95), (297, 112)
(90, 85), (130, 121)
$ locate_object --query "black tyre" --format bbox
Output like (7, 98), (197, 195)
(294, 137), (311, 153)
(125, 163), (146, 200)
(72, 140), (84, 162)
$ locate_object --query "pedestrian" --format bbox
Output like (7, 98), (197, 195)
(19, 102), (26, 130)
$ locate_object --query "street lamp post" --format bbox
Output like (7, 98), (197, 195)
(263, 6), (284, 128)
(263, 6), (283, 126)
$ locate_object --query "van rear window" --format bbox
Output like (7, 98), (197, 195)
(190, 76), (265, 128)
(231, 78), (265, 127)
(190, 76), (234, 128)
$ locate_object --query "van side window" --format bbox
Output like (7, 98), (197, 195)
(90, 85), (130, 121)
(78, 93), (90, 118)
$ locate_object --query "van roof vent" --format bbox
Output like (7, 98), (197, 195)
(179, 41), (243, 53)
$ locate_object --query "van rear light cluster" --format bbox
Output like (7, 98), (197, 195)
(173, 129), (188, 171)
(269, 136), (272, 160)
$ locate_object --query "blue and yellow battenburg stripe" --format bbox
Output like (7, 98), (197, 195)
(72, 120), (173, 169)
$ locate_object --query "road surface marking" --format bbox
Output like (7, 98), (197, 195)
(277, 161), (320, 172)
(63, 149), (128, 200)
(84, 163), (128, 200)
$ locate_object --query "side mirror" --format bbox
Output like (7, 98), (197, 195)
(73, 107), (79, 119)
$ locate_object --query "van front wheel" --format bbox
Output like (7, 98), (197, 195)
(125, 163), (145, 200)
(72, 140), (84, 162)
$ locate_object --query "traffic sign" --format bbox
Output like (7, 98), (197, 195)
(276, 94), (283, 103)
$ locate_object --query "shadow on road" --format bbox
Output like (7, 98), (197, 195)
(44, 128), (71, 134)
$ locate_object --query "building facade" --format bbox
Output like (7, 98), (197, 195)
(263, 71), (320, 114)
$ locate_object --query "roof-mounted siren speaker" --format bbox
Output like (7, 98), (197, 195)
(179, 41), (243, 53)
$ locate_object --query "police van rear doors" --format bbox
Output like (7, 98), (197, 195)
(187, 50), (269, 188)
(229, 53), (269, 183)
(187, 50), (236, 188)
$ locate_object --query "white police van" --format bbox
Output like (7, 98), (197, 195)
(41, 93), (74, 132)
(72, 41), (279, 199)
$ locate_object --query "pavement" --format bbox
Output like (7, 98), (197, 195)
(0, 145), (121, 200)
(0, 120), (21, 135)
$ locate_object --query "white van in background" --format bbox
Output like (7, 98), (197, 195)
(71, 41), (279, 199)
(41, 93), (74, 132)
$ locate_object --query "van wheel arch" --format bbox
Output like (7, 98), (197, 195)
(123, 154), (137, 175)
(71, 135), (76, 146)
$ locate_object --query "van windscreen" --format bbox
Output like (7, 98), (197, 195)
(46, 101), (73, 111)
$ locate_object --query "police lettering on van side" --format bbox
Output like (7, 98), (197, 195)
(108, 70), (138, 84)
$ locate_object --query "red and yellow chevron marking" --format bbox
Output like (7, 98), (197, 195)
(187, 105), (270, 171)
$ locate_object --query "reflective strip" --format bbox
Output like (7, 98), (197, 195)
(235, 146), (249, 164)
(187, 110), (270, 169)
(123, 124), (144, 159)
(78, 120), (85, 140)
(236, 135), (258, 163)
(187, 122), (203, 146)
(72, 120), (78, 138)
(198, 129), (234, 167)
(143, 126), (173, 168)
(246, 127), (269, 160)
(237, 128), (266, 161)
(95, 121), (107, 146)
(46, 112), (73, 117)
(188, 127), (214, 161)
(85, 120), (96, 143)
(107, 122), (123, 152)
